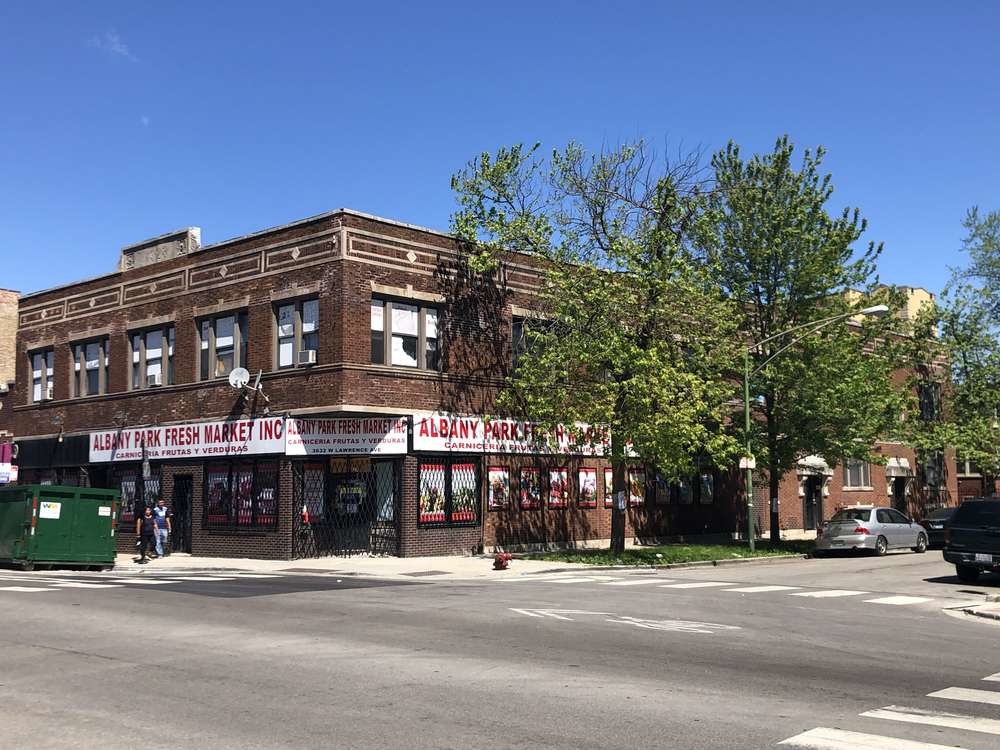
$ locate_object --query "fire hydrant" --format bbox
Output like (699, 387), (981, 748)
(493, 552), (513, 570)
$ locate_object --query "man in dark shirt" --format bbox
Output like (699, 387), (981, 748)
(135, 506), (156, 564)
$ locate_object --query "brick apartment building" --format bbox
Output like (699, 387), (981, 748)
(6, 210), (959, 558)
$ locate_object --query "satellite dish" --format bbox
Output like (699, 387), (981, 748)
(228, 367), (251, 390)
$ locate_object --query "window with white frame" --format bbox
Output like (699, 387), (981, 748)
(370, 298), (440, 370)
(72, 338), (109, 397)
(30, 349), (54, 403)
(200, 312), (248, 380)
(131, 326), (174, 389)
(842, 459), (872, 489)
(275, 299), (319, 369)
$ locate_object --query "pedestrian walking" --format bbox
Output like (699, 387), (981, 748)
(153, 498), (172, 557)
(135, 506), (156, 564)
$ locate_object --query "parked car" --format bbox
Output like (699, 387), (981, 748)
(814, 505), (928, 556)
(942, 497), (1000, 583)
(918, 506), (957, 549)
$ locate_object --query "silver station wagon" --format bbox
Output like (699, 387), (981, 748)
(815, 505), (928, 556)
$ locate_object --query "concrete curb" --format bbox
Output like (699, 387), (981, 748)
(526, 553), (809, 575)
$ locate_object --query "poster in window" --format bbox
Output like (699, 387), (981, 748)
(628, 469), (645, 506)
(337, 481), (365, 515)
(233, 465), (254, 525)
(119, 470), (137, 523)
(548, 468), (569, 507)
(206, 465), (230, 523)
(520, 468), (541, 510)
(487, 467), (509, 510)
(699, 473), (714, 504)
(604, 467), (614, 508)
(578, 468), (597, 508)
(419, 463), (446, 523)
(678, 478), (693, 504)
(451, 463), (478, 522)
(654, 473), (671, 505)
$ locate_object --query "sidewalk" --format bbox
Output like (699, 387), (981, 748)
(112, 552), (600, 580)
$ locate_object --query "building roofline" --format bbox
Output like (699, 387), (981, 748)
(20, 208), (460, 302)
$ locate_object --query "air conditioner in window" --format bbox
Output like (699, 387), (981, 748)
(297, 349), (317, 366)
(42, 384), (54, 401)
(147, 373), (163, 387)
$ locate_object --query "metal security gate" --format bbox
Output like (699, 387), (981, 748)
(292, 458), (399, 558)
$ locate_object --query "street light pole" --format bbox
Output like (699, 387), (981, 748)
(742, 304), (889, 547)
(744, 347), (755, 553)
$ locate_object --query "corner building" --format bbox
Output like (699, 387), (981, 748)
(11, 210), (742, 558)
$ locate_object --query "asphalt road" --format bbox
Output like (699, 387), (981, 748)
(1, 552), (998, 749)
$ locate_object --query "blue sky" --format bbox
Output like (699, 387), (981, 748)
(1, 1), (997, 295)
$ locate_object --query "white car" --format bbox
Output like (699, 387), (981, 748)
(815, 506), (928, 556)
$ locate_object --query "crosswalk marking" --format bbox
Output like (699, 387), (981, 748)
(724, 585), (800, 593)
(862, 704), (1000, 736)
(601, 579), (667, 586)
(778, 726), (968, 749)
(168, 576), (236, 582)
(984, 673), (1000, 682)
(224, 574), (280, 578)
(52, 582), (122, 589)
(863, 596), (933, 606)
(659, 581), (730, 589)
(108, 579), (174, 585)
(0, 586), (55, 593)
(928, 686), (1000, 706)
(547, 577), (602, 584)
(791, 590), (868, 599)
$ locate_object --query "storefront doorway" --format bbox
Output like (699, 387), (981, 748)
(171, 474), (193, 553)
(292, 458), (399, 557)
(891, 477), (908, 514)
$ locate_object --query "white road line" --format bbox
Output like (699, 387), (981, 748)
(984, 673), (1000, 682)
(509, 608), (544, 618)
(53, 582), (123, 589)
(107, 579), (174, 585)
(601, 579), (668, 586)
(229, 574), (281, 578)
(791, 590), (868, 599)
(546, 577), (603, 584)
(863, 704), (1000, 736)
(0, 586), (55, 593)
(929, 687), (1000, 706)
(863, 596), (933, 606)
(166, 576), (236, 582)
(778, 726), (968, 749)
(724, 585), (800, 593)
(659, 582), (731, 589)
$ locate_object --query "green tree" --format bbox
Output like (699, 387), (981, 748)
(908, 208), (1000, 487)
(451, 142), (742, 552)
(705, 137), (908, 541)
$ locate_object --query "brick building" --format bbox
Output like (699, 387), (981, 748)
(8, 210), (956, 558)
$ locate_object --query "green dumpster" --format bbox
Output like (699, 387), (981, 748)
(0, 485), (120, 570)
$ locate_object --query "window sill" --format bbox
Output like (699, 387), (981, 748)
(841, 486), (875, 492)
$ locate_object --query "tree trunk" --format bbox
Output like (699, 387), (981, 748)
(768, 463), (781, 543)
(610, 431), (626, 555)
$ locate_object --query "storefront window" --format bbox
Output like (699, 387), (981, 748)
(578, 468), (597, 508)
(114, 466), (161, 524)
(520, 467), (541, 510)
(547, 468), (569, 508)
(418, 459), (479, 525)
(204, 460), (279, 530)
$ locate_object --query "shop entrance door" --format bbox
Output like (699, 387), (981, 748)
(891, 477), (908, 514)
(292, 458), (399, 558)
(171, 475), (193, 553)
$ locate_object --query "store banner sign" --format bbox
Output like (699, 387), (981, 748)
(412, 413), (608, 455)
(285, 417), (408, 456)
(89, 417), (286, 463)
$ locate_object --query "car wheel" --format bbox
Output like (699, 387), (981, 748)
(813, 549), (825, 559)
(875, 536), (889, 556)
(956, 565), (980, 583)
(912, 534), (927, 553)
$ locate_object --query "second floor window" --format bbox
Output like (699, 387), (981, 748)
(276, 299), (319, 368)
(30, 349), (54, 402)
(200, 312), (248, 380)
(131, 326), (175, 389)
(511, 316), (549, 371)
(843, 459), (871, 489)
(370, 298), (440, 370)
(72, 338), (109, 397)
